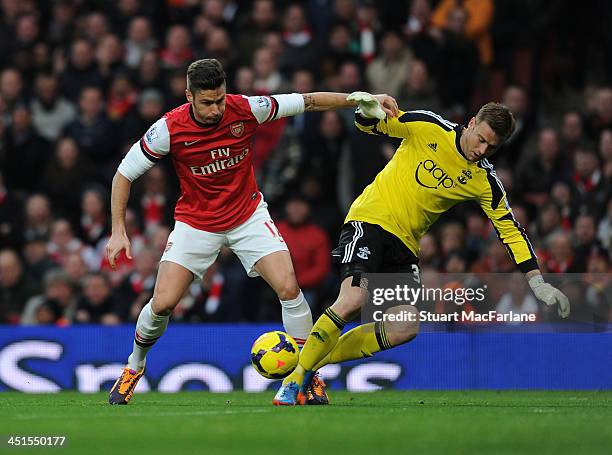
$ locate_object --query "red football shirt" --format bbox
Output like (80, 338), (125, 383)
(138, 94), (281, 231)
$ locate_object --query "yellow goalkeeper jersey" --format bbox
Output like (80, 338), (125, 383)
(347, 110), (538, 273)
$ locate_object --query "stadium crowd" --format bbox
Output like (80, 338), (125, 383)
(0, 0), (610, 325)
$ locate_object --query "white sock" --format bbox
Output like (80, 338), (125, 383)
(127, 300), (169, 371)
(280, 291), (313, 348)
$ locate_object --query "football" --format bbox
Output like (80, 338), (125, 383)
(250, 331), (299, 379)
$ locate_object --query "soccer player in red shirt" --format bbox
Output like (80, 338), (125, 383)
(107, 59), (398, 404)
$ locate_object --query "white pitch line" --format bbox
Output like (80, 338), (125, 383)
(12, 409), (272, 420)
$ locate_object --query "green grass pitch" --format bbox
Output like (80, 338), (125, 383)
(1, 391), (610, 454)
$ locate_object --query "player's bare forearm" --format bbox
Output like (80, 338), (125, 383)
(302, 92), (353, 111)
(110, 171), (132, 234)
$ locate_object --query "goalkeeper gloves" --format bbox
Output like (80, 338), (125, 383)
(347, 91), (386, 120)
(528, 274), (571, 318)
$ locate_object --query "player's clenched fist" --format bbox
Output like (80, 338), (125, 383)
(105, 232), (132, 269)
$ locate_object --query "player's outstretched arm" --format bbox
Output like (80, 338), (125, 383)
(525, 269), (571, 318)
(106, 171), (133, 269)
(302, 92), (398, 117)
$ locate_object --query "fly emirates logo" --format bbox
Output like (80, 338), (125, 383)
(190, 147), (250, 176)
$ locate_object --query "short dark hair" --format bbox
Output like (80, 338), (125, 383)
(186, 59), (226, 93)
(476, 102), (516, 144)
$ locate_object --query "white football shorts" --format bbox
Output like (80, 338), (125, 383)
(160, 197), (288, 280)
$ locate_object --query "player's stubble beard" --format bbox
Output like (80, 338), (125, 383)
(193, 107), (223, 125)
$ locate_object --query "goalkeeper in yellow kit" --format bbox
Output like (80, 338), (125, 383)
(273, 93), (571, 406)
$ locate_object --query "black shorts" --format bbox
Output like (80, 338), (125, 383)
(332, 221), (419, 281)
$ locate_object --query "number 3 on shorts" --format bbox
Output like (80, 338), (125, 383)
(411, 264), (421, 284)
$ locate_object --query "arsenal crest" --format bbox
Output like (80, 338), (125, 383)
(230, 122), (244, 137)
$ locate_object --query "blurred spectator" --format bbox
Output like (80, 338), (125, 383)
(134, 50), (165, 91)
(122, 89), (165, 146)
(572, 145), (606, 215)
(333, 60), (363, 126)
(585, 87), (612, 141)
(277, 195), (331, 311)
(0, 248), (39, 324)
(22, 233), (57, 283)
(23, 194), (52, 244)
(200, 0), (237, 28)
(83, 12), (110, 46)
(79, 186), (110, 249)
(11, 13), (40, 79)
(47, 219), (98, 270)
(262, 31), (285, 60)
(107, 73), (138, 121)
(419, 233), (442, 269)
(253, 47), (287, 94)
(516, 128), (566, 206)
(583, 248), (611, 323)
(320, 22), (359, 78)
(573, 213), (606, 273)
(404, 0), (441, 73)
(355, 0), (380, 63)
(21, 269), (77, 325)
(465, 212), (490, 261)
(366, 30), (413, 98)
(95, 34), (126, 87)
(164, 69), (188, 111)
(472, 241), (514, 273)
(541, 232), (575, 273)
(110, 0), (152, 37)
(0, 68), (25, 110)
(444, 249), (469, 273)
(550, 182), (574, 230)
(432, 0), (494, 66)
(124, 16), (157, 69)
(160, 25), (194, 69)
(201, 27), (239, 77)
(136, 166), (173, 236)
(279, 3), (319, 76)
(233, 66), (256, 95)
(47, 0), (76, 48)
(236, 0), (279, 64)
(3, 104), (51, 192)
(330, 0), (357, 25)
(62, 251), (89, 286)
(64, 86), (118, 178)
(75, 272), (120, 325)
(560, 110), (585, 164)
(30, 72), (76, 142)
(533, 202), (565, 249)
(397, 59), (440, 111)
(440, 222), (465, 258)
(40, 137), (92, 222)
(498, 85), (532, 167)
(435, 6), (480, 117)
(59, 39), (103, 102)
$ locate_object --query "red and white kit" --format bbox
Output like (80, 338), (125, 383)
(118, 93), (305, 279)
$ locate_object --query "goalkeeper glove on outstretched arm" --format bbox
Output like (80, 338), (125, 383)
(347, 91), (387, 120)
(528, 274), (571, 318)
